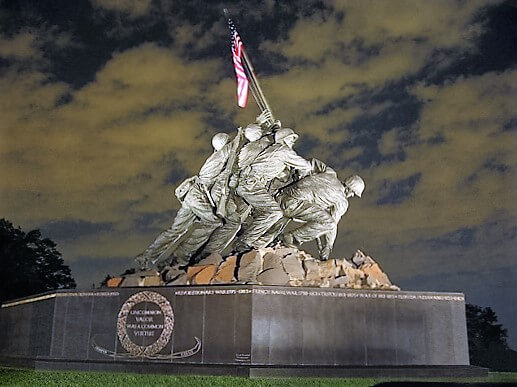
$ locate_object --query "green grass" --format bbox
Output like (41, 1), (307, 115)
(0, 368), (516, 386)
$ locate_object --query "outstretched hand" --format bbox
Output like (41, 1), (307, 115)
(256, 110), (273, 126)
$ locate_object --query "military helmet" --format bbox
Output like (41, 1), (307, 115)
(274, 128), (298, 144)
(244, 124), (262, 142)
(343, 175), (365, 197)
(212, 133), (230, 151)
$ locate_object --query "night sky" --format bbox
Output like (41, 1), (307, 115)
(1, 1), (516, 347)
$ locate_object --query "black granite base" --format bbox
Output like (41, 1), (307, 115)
(0, 285), (486, 377)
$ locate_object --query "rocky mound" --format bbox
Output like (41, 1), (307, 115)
(108, 246), (399, 291)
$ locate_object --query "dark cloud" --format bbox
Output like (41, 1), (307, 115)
(296, 133), (321, 156)
(376, 173), (422, 205)
(163, 161), (190, 185)
(0, 0), (172, 88)
(69, 255), (132, 289)
(132, 210), (176, 233)
(504, 225), (517, 240)
(428, 227), (477, 249)
(466, 156), (514, 183)
(428, 0), (517, 84)
(426, 134), (445, 145)
(483, 158), (511, 173)
(329, 87), (422, 168)
(39, 219), (113, 241)
(502, 118), (517, 132)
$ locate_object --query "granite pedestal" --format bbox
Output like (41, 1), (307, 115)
(0, 286), (486, 377)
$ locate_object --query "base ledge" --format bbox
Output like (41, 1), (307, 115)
(0, 357), (488, 378)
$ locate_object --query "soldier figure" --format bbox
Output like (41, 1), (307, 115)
(185, 124), (267, 257)
(134, 132), (231, 269)
(135, 112), (365, 270)
(235, 127), (312, 250)
(272, 165), (365, 260)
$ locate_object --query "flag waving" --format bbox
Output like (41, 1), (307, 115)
(228, 17), (249, 108)
(224, 9), (275, 122)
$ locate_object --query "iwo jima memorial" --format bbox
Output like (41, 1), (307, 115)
(0, 12), (485, 377)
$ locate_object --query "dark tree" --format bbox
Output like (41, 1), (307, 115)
(0, 219), (76, 303)
(466, 303), (508, 353)
(466, 303), (517, 371)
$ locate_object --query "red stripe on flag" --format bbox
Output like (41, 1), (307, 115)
(232, 32), (249, 108)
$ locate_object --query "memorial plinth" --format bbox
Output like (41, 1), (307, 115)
(0, 286), (486, 377)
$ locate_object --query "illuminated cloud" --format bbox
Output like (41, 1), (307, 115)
(0, 42), (229, 228)
(253, 1), (505, 168)
(0, 31), (39, 60)
(90, 0), (153, 18)
(348, 69), (517, 242)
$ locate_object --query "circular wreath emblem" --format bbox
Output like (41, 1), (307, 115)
(117, 291), (174, 357)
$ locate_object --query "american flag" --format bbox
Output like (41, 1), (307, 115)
(228, 18), (249, 108)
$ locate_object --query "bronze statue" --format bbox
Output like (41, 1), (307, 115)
(134, 115), (365, 270)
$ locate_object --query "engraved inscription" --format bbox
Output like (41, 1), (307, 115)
(126, 302), (164, 341)
(174, 288), (464, 302)
(117, 291), (174, 357)
(93, 290), (202, 360)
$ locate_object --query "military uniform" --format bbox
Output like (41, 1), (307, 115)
(197, 136), (272, 255)
(236, 142), (312, 249)
(276, 170), (349, 259)
(135, 141), (232, 268)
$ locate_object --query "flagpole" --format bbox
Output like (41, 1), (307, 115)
(241, 49), (273, 117)
(242, 60), (265, 112)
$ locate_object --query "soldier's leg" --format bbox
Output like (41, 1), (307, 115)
(183, 183), (222, 228)
(237, 184), (284, 248)
(173, 221), (224, 260)
(200, 193), (249, 255)
(318, 226), (337, 260)
(172, 183), (223, 260)
(137, 206), (197, 267)
(282, 199), (334, 245)
(200, 216), (241, 255)
(253, 217), (290, 248)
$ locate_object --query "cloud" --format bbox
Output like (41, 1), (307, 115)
(376, 173), (422, 205)
(264, 1), (499, 66)
(332, 70), (517, 285)
(428, 227), (476, 249)
(74, 43), (222, 122)
(90, 0), (153, 19)
(0, 26), (77, 60)
(40, 219), (113, 241)
(335, 0), (496, 48)
(0, 31), (39, 60)
(378, 126), (405, 156)
(0, 42), (234, 229)
(255, 1), (503, 135)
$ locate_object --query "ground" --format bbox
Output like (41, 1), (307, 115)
(0, 368), (516, 386)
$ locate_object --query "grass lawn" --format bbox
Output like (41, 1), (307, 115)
(1, 368), (517, 387)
